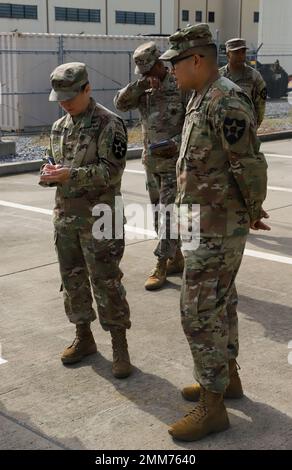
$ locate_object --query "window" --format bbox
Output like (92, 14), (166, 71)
(115, 11), (155, 25)
(195, 10), (202, 22)
(24, 5), (37, 19)
(0, 3), (37, 19)
(182, 10), (189, 22)
(11, 5), (25, 18)
(208, 11), (215, 23)
(66, 8), (78, 21)
(254, 11), (259, 23)
(55, 7), (101, 23)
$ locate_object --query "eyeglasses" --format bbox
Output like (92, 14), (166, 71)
(170, 54), (205, 69)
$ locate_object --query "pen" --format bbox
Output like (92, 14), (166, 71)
(47, 156), (56, 165)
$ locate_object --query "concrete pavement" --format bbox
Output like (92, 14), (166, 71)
(0, 139), (291, 450)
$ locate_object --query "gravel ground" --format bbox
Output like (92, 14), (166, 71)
(265, 99), (291, 117)
(0, 98), (292, 163)
(0, 137), (46, 163)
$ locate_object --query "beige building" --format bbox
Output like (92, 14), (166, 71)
(258, 0), (292, 73)
(222, 0), (259, 48)
(0, 0), (260, 47)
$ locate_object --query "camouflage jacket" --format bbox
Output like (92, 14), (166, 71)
(41, 97), (127, 224)
(176, 76), (268, 237)
(220, 64), (267, 128)
(114, 71), (188, 173)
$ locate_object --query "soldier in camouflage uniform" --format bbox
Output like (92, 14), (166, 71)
(39, 62), (132, 378)
(114, 42), (187, 290)
(160, 24), (269, 441)
(220, 38), (267, 128)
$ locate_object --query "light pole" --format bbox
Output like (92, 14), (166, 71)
(239, 0), (243, 37)
(46, 0), (50, 33)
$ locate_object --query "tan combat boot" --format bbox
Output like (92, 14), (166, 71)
(61, 323), (97, 364)
(166, 248), (184, 275)
(182, 359), (243, 402)
(169, 387), (230, 442)
(111, 329), (132, 379)
(144, 259), (167, 290)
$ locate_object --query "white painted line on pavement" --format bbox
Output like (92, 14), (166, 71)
(265, 153), (292, 160)
(0, 199), (292, 266)
(244, 249), (292, 265)
(268, 186), (292, 193)
(125, 170), (292, 193)
(124, 225), (156, 237)
(0, 344), (7, 365)
(125, 169), (145, 175)
(0, 200), (52, 215)
(0, 200), (155, 238)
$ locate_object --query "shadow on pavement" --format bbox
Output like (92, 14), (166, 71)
(0, 401), (86, 450)
(69, 353), (292, 449)
(248, 232), (292, 258)
(239, 294), (292, 344)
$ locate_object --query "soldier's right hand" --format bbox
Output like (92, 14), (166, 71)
(41, 164), (55, 175)
(41, 163), (63, 175)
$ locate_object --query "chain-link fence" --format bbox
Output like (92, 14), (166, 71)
(0, 33), (168, 132)
(0, 33), (291, 133)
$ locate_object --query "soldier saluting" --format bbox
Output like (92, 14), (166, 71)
(114, 42), (188, 290)
(39, 62), (132, 378)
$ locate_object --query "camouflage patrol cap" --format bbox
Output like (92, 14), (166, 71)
(49, 62), (89, 102)
(133, 41), (161, 75)
(225, 38), (248, 52)
(160, 23), (214, 61)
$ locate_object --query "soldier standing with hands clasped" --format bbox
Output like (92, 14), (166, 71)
(40, 62), (132, 379)
(220, 38), (267, 128)
(160, 24), (270, 442)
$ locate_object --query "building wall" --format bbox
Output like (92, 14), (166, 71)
(221, 0), (259, 47)
(258, 0), (292, 73)
(241, 0), (259, 48)
(107, 0), (160, 36)
(221, 0), (240, 43)
(48, 0), (106, 34)
(161, 0), (177, 36)
(0, 0), (261, 45)
(207, 0), (223, 38)
(0, 0), (47, 33)
(176, 0), (260, 46)
(178, 0), (207, 29)
(177, 0), (223, 37)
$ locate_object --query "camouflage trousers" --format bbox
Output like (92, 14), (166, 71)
(180, 235), (247, 393)
(145, 166), (180, 261)
(54, 221), (131, 331)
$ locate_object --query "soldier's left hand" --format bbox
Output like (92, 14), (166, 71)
(40, 167), (70, 184)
